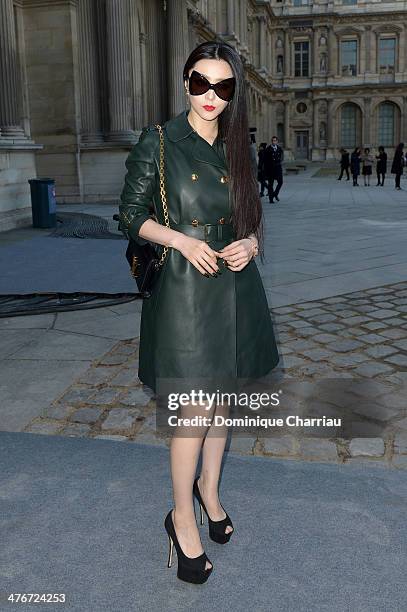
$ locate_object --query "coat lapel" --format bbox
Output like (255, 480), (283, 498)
(191, 135), (227, 170)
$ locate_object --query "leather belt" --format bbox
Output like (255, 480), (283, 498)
(170, 223), (235, 243)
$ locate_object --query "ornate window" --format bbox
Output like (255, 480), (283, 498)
(341, 40), (357, 76)
(294, 41), (309, 77)
(277, 123), (284, 145)
(340, 103), (357, 147)
(378, 103), (395, 146)
(379, 38), (396, 73)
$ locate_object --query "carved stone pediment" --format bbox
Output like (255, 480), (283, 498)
(335, 26), (363, 37)
(372, 24), (403, 35)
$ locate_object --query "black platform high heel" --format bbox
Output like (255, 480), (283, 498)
(193, 477), (234, 544)
(164, 509), (213, 584)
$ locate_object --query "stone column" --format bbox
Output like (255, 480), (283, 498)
(208, 0), (217, 29)
(313, 28), (319, 75)
(363, 97), (371, 147)
(313, 99), (319, 149)
(364, 26), (371, 74)
(95, 1), (109, 136)
(328, 27), (338, 77)
(284, 29), (290, 77)
(234, 0), (240, 43)
(167, 0), (189, 118)
(145, 0), (166, 123)
(240, 0), (248, 50)
(272, 30), (279, 75)
(259, 16), (266, 70)
(371, 30), (378, 74)
(105, 0), (134, 141)
(402, 96), (407, 143)
(0, 0), (26, 139)
(227, 0), (235, 36)
(284, 99), (290, 151)
(360, 32), (366, 75)
(327, 99), (334, 149)
(266, 28), (272, 73)
(129, 0), (146, 128)
(398, 28), (405, 74)
(79, 0), (103, 142)
(267, 99), (273, 140)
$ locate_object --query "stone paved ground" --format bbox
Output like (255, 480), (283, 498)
(24, 280), (407, 469)
(3, 169), (407, 468)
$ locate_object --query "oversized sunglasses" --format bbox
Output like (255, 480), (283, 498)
(187, 70), (235, 102)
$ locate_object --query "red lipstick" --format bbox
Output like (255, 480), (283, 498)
(203, 105), (215, 111)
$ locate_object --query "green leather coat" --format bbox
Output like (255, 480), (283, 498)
(119, 109), (279, 395)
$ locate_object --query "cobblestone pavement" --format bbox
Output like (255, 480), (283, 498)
(24, 280), (407, 469)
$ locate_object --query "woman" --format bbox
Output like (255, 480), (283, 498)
(375, 146), (387, 186)
(361, 147), (374, 186)
(337, 148), (350, 181)
(391, 143), (404, 190)
(258, 142), (268, 196)
(350, 147), (361, 186)
(119, 41), (279, 584)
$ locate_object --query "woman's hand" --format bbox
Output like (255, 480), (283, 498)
(173, 234), (220, 276)
(217, 238), (257, 272)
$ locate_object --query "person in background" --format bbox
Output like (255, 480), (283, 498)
(264, 135), (284, 203)
(337, 148), (350, 181)
(361, 147), (374, 186)
(391, 142), (404, 190)
(258, 142), (268, 197)
(350, 147), (361, 186)
(375, 146), (387, 186)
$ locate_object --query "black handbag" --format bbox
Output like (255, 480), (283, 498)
(125, 239), (161, 297)
(122, 124), (170, 298)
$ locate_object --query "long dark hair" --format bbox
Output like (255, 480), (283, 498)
(183, 41), (264, 255)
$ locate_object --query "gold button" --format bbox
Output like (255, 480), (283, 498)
(220, 175), (229, 183)
(191, 173), (198, 181)
(191, 219), (199, 226)
(219, 217), (225, 224)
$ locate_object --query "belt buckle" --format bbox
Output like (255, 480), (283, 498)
(204, 224), (210, 242)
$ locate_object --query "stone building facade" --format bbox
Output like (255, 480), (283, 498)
(268, 0), (407, 162)
(1, 0), (407, 231)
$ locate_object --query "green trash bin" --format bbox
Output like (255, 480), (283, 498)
(28, 178), (57, 228)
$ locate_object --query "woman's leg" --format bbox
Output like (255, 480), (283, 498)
(198, 403), (233, 535)
(170, 401), (214, 569)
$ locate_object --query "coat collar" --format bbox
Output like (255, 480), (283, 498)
(164, 109), (227, 171)
(165, 109), (195, 142)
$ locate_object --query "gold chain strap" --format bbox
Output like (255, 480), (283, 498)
(154, 123), (170, 267)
